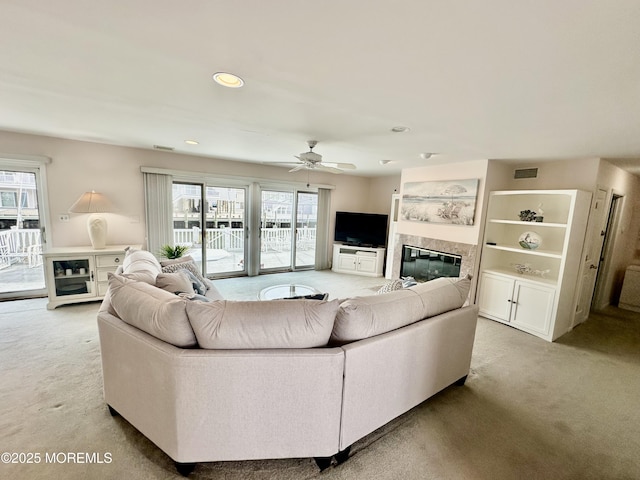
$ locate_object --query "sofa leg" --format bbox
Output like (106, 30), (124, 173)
(335, 445), (351, 464)
(455, 375), (468, 386)
(314, 456), (333, 471)
(175, 462), (196, 476)
(107, 405), (119, 417)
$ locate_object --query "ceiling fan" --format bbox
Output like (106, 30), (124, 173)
(267, 140), (356, 174)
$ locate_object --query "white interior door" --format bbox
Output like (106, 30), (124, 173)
(573, 188), (608, 326)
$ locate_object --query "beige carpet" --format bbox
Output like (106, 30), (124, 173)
(1, 271), (639, 479)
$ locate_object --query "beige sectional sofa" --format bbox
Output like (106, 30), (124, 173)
(97, 248), (478, 476)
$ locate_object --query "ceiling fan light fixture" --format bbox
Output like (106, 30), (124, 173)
(212, 72), (244, 88)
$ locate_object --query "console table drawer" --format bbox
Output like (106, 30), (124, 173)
(96, 254), (124, 268)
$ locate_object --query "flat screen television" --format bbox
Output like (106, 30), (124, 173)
(334, 211), (389, 247)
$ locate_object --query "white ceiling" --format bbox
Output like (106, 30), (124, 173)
(1, 0), (640, 176)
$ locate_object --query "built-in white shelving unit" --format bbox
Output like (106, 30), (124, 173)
(477, 190), (591, 341)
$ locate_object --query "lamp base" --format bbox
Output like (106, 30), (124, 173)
(87, 213), (107, 249)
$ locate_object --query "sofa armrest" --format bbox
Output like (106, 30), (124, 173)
(97, 312), (344, 463)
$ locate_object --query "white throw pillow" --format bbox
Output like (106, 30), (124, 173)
(121, 247), (162, 284)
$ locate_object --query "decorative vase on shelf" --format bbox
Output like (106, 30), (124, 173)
(519, 231), (541, 250)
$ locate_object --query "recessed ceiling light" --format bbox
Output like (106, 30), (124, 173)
(420, 152), (433, 159)
(185, 140), (199, 145)
(379, 160), (394, 165)
(391, 126), (410, 133)
(212, 72), (244, 88)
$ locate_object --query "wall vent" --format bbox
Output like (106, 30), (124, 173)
(153, 144), (175, 151)
(514, 167), (538, 179)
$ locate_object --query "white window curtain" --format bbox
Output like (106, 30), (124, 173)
(315, 188), (331, 269)
(143, 172), (173, 255)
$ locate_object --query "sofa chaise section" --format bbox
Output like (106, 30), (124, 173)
(338, 304), (478, 450)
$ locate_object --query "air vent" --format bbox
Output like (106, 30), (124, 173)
(153, 145), (175, 151)
(514, 167), (538, 179)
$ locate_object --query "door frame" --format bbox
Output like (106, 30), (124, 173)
(0, 155), (51, 300)
(592, 191), (624, 310)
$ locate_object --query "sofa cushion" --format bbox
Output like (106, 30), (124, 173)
(121, 247), (163, 284)
(186, 299), (340, 349)
(155, 271), (195, 295)
(107, 273), (196, 348)
(330, 276), (471, 345)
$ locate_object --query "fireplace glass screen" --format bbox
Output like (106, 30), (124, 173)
(400, 245), (462, 282)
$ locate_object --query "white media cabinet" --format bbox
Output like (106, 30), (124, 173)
(332, 244), (385, 277)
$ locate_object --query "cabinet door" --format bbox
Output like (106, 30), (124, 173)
(356, 255), (377, 273)
(48, 256), (95, 299)
(337, 254), (357, 271)
(510, 281), (555, 335)
(478, 273), (514, 322)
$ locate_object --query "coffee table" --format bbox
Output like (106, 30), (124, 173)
(258, 284), (321, 301)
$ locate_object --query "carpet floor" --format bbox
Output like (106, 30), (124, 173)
(1, 271), (639, 479)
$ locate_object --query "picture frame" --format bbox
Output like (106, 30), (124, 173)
(401, 178), (479, 225)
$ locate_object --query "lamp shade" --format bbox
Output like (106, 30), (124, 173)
(69, 191), (112, 249)
(68, 191), (112, 213)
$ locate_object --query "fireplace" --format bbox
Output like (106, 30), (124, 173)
(390, 233), (476, 282)
(400, 245), (462, 282)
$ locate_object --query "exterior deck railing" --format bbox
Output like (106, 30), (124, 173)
(0, 228), (42, 269)
(173, 227), (316, 252)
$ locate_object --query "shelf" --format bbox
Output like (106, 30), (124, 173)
(484, 244), (562, 259)
(55, 273), (90, 279)
(483, 268), (558, 287)
(489, 219), (567, 228)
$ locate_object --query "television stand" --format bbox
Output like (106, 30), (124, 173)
(332, 244), (385, 277)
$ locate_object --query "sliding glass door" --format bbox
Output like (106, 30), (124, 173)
(260, 190), (293, 271)
(0, 167), (46, 298)
(259, 189), (318, 272)
(171, 180), (320, 278)
(172, 183), (247, 277)
(294, 192), (317, 268)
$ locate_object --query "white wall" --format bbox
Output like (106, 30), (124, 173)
(0, 130), (376, 252)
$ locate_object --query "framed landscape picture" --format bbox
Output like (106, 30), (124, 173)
(401, 178), (479, 225)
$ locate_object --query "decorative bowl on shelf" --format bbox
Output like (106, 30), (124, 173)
(519, 231), (541, 250)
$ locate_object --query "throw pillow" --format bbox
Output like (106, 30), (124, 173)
(161, 260), (210, 291)
(181, 269), (207, 295)
(121, 247), (162, 284)
(107, 273), (196, 347)
(377, 279), (404, 294)
(159, 255), (195, 267)
(155, 271), (195, 295)
(186, 298), (340, 349)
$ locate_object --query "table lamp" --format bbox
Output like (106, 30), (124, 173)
(69, 191), (112, 249)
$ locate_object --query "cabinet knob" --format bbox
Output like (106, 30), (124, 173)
(115, 257), (120, 263)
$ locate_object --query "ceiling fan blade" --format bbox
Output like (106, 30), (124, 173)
(314, 165), (344, 174)
(262, 161), (301, 166)
(323, 162), (356, 170)
(289, 164), (307, 173)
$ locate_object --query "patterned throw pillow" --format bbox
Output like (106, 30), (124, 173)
(161, 260), (210, 291)
(377, 279), (404, 294)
